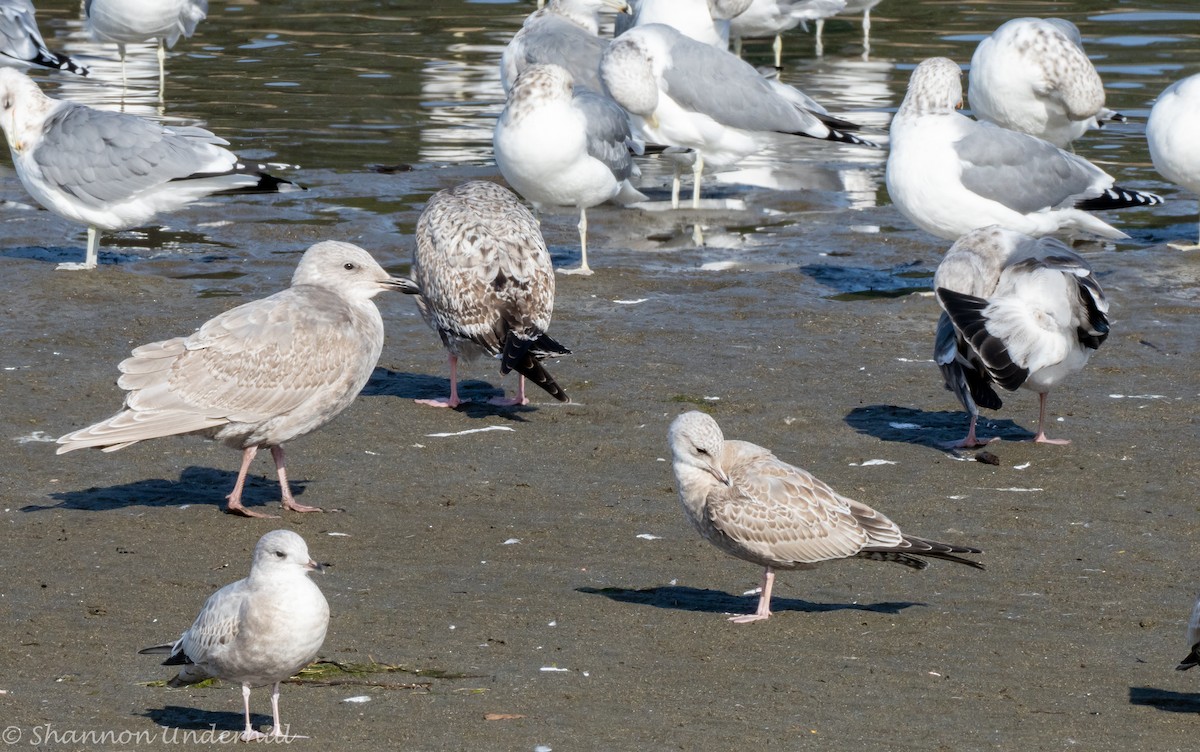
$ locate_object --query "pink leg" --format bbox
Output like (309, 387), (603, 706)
(267, 681), (307, 740)
(942, 413), (999, 449)
(416, 354), (468, 408)
(225, 446), (278, 518)
(730, 567), (775, 624)
(1032, 392), (1070, 445)
(272, 445), (322, 513)
(239, 683), (266, 742)
(488, 375), (530, 407)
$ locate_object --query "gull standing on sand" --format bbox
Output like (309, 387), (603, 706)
(730, 0), (846, 68)
(1146, 73), (1200, 251)
(495, 63), (645, 275)
(668, 412), (982, 623)
(599, 23), (874, 209)
(0, 0), (89, 75)
(969, 18), (1122, 149)
(501, 0), (627, 94)
(615, 0), (752, 50)
(886, 57), (1160, 242)
(0, 68), (299, 270)
(934, 226), (1109, 446)
(412, 181), (570, 408)
(84, 0), (206, 96)
(140, 530), (329, 742)
(57, 242), (419, 517)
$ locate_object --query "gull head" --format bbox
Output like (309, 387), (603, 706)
(709, 0), (753, 21)
(291, 241), (419, 301)
(601, 29), (661, 126)
(669, 411), (732, 487)
(250, 530), (325, 579)
(508, 64), (574, 117)
(550, 0), (630, 32)
(898, 57), (963, 118)
(0, 68), (55, 153)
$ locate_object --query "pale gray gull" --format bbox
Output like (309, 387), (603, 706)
(814, 0), (883, 55)
(615, 0), (752, 49)
(730, 0), (846, 68)
(934, 226), (1109, 446)
(1146, 73), (1200, 251)
(501, 0), (628, 94)
(599, 23), (875, 208)
(1176, 591), (1200, 671)
(84, 0), (206, 95)
(0, 67), (300, 270)
(412, 181), (570, 408)
(668, 411), (982, 623)
(886, 57), (1160, 242)
(139, 530), (329, 741)
(0, 0), (89, 75)
(969, 18), (1122, 149)
(57, 241), (419, 517)
(494, 63), (645, 275)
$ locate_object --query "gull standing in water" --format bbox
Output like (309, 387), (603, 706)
(886, 57), (1160, 241)
(57, 242), (420, 517)
(934, 226), (1109, 446)
(668, 411), (982, 623)
(1146, 73), (1200, 251)
(730, 0), (846, 68)
(411, 181), (571, 408)
(84, 0), (207, 96)
(969, 18), (1122, 149)
(615, 0), (752, 50)
(494, 64), (645, 275)
(140, 530), (329, 742)
(0, 0), (89, 75)
(815, 0), (883, 55)
(501, 0), (628, 94)
(0, 68), (300, 270)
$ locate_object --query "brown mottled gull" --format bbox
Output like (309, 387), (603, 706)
(412, 181), (571, 408)
(668, 411), (982, 623)
(139, 530), (329, 741)
(934, 226), (1109, 446)
(57, 241), (420, 517)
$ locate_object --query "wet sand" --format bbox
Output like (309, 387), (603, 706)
(1, 183), (1199, 750)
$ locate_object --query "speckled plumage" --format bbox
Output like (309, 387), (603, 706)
(412, 181), (570, 407)
(0, 0), (88, 74)
(668, 411), (981, 623)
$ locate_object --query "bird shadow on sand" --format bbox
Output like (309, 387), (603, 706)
(24, 466), (305, 514)
(363, 367), (540, 420)
(798, 262), (932, 301)
(144, 705), (271, 736)
(577, 585), (922, 617)
(1128, 686), (1200, 714)
(845, 404), (1034, 449)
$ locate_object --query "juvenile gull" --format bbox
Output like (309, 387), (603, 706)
(934, 226), (1109, 446)
(668, 411), (982, 623)
(0, 68), (299, 270)
(412, 181), (571, 408)
(494, 63), (645, 275)
(140, 530), (329, 742)
(1146, 73), (1200, 251)
(615, 0), (752, 50)
(730, 0), (846, 68)
(600, 23), (874, 208)
(886, 57), (1160, 241)
(84, 0), (207, 95)
(969, 18), (1122, 149)
(501, 0), (628, 94)
(0, 0), (89, 75)
(57, 241), (419, 517)
(1176, 592), (1200, 671)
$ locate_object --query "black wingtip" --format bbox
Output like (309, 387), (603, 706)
(1075, 186), (1163, 210)
(500, 333), (570, 402)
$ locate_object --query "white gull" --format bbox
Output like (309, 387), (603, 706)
(0, 0), (88, 75)
(1146, 73), (1200, 251)
(84, 0), (206, 95)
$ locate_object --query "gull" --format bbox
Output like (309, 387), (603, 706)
(886, 57), (1160, 242)
(1177, 592), (1200, 671)
(600, 23), (875, 208)
(0, 0), (89, 75)
(1146, 73), (1200, 251)
(668, 411), (982, 623)
(57, 241), (420, 517)
(730, 0), (846, 68)
(501, 0), (628, 94)
(84, 0), (206, 96)
(140, 530), (329, 742)
(815, 0), (883, 55)
(411, 181), (571, 408)
(934, 226), (1109, 447)
(0, 67), (300, 270)
(494, 63), (645, 275)
(969, 18), (1122, 149)
(615, 0), (752, 50)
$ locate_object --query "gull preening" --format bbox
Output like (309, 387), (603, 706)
(668, 411), (982, 623)
(57, 241), (420, 517)
(501, 0), (626, 94)
(84, 0), (207, 95)
(886, 57), (1160, 241)
(933, 226), (1109, 446)
(0, 68), (301, 270)
(411, 181), (571, 408)
(494, 63), (645, 275)
(1146, 73), (1200, 251)
(140, 530), (329, 742)
(969, 18), (1122, 148)
(0, 0), (89, 75)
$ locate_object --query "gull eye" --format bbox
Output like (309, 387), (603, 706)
(274, 550), (286, 558)
(343, 262), (356, 271)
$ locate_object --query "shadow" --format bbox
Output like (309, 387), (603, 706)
(363, 367), (537, 420)
(577, 585), (922, 616)
(1129, 686), (1200, 714)
(845, 404), (1033, 449)
(144, 705), (270, 734)
(798, 262), (932, 301)
(24, 466), (305, 514)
